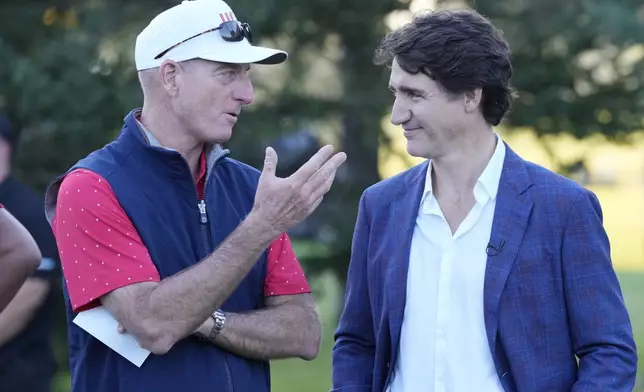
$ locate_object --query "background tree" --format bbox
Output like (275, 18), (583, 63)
(457, 0), (644, 173)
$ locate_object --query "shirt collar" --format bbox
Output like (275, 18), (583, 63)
(422, 134), (506, 205)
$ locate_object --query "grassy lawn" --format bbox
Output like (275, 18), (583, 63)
(617, 272), (644, 390)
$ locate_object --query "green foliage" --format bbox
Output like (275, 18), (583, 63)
(467, 0), (644, 139)
(0, 2), (143, 188)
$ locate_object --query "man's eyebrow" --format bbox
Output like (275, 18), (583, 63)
(389, 85), (424, 95)
(212, 63), (250, 73)
(212, 63), (233, 72)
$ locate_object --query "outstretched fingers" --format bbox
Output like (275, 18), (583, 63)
(289, 145), (336, 186)
(260, 147), (279, 178)
(305, 151), (347, 203)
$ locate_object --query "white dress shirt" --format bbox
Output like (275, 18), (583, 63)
(387, 136), (506, 392)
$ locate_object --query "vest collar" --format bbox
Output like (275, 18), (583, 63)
(122, 108), (230, 179)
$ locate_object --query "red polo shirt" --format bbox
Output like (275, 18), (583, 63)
(52, 150), (311, 312)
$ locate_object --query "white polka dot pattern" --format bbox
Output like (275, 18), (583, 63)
(52, 169), (160, 312)
(51, 168), (311, 312)
(264, 233), (311, 297)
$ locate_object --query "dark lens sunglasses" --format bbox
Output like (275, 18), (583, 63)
(154, 21), (253, 60)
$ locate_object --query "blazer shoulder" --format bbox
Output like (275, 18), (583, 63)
(523, 159), (598, 210)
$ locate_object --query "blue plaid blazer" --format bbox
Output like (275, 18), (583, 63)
(332, 144), (638, 392)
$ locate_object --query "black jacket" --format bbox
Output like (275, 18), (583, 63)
(0, 176), (61, 392)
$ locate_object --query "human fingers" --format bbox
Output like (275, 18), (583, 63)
(288, 145), (336, 185)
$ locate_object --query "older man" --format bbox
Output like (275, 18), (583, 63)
(332, 8), (637, 392)
(44, 1), (346, 391)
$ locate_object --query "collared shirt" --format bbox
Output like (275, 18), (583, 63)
(51, 111), (310, 313)
(388, 135), (506, 392)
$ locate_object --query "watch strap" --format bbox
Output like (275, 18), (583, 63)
(207, 309), (226, 341)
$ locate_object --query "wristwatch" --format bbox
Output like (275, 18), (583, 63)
(196, 309), (227, 343)
(207, 309), (227, 341)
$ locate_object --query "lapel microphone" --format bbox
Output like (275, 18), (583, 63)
(486, 239), (506, 256)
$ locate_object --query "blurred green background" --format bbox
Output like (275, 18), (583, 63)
(1, 0), (643, 390)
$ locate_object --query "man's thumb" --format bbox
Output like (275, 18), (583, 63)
(262, 147), (278, 176)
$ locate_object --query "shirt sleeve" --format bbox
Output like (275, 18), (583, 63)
(52, 169), (160, 312)
(264, 233), (311, 296)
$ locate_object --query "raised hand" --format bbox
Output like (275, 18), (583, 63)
(251, 145), (347, 235)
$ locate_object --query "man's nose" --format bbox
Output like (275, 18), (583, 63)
(234, 78), (254, 105)
(390, 98), (411, 125)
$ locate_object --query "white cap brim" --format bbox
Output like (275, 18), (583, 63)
(198, 44), (287, 65)
(136, 30), (287, 71)
(135, 0), (289, 71)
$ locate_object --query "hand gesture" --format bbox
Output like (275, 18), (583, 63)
(252, 145), (346, 234)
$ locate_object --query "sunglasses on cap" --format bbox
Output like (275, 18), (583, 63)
(154, 20), (253, 60)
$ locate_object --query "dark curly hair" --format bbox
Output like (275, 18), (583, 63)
(374, 9), (515, 126)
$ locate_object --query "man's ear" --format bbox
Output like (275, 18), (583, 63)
(464, 87), (483, 113)
(159, 60), (181, 96)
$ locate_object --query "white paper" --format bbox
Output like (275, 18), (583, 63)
(73, 306), (151, 367)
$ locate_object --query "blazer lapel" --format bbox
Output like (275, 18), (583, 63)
(388, 161), (428, 359)
(484, 144), (534, 355)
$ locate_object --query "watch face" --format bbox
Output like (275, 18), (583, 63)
(214, 310), (227, 324)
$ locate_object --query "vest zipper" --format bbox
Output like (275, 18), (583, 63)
(198, 200), (207, 224)
(224, 357), (234, 392)
(197, 150), (228, 255)
(196, 150), (233, 391)
(198, 199), (211, 254)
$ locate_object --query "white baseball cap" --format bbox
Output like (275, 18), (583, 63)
(135, 0), (288, 71)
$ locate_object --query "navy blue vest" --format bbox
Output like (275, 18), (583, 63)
(45, 110), (270, 392)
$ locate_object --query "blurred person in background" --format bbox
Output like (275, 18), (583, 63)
(332, 8), (637, 392)
(0, 206), (40, 312)
(43, 0), (345, 391)
(0, 113), (61, 392)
